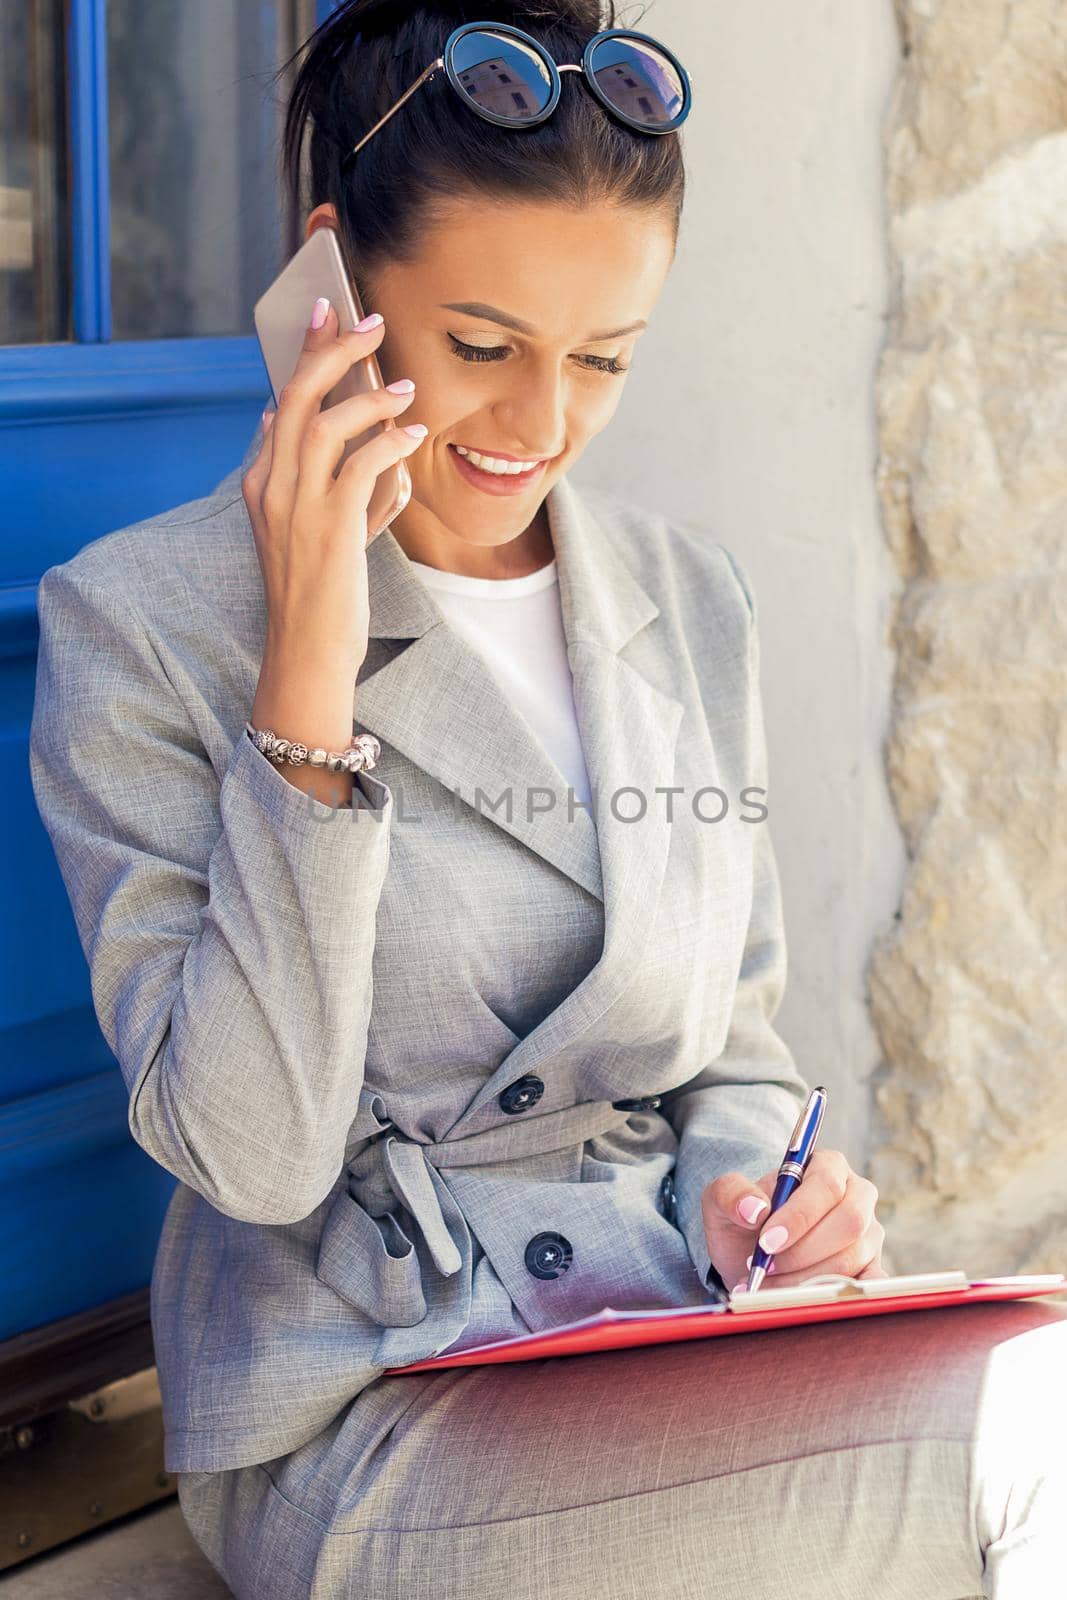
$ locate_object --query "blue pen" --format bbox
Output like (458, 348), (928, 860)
(745, 1085), (828, 1293)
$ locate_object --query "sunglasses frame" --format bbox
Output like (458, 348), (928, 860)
(341, 21), (693, 171)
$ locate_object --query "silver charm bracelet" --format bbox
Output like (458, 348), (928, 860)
(245, 722), (381, 775)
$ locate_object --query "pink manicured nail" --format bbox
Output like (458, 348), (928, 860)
(730, 1282), (747, 1294)
(738, 1195), (770, 1225)
(386, 378), (415, 394)
(759, 1224), (789, 1253)
(401, 423), (428, 438)
(355, 312), (384, 331)
(309, 296), (330, 330)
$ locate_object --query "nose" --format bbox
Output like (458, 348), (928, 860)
(494, 361), (568, 461)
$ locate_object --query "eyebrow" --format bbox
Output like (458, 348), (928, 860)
(439, 301), (647, 341)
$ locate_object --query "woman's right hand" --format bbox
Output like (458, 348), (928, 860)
(241, 298), (426, 673)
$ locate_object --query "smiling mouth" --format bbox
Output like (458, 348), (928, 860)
(447, 443), (551, 495)
(451, 445), (548, 474)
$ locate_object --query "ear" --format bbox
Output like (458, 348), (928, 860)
(304, 201), (339, 241)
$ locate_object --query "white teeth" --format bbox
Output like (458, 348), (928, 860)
(454, 445), (543, 476)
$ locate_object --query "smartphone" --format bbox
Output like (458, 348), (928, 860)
(253, 225), (412, 543)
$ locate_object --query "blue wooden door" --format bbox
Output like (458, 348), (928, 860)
(1, 0), (335, 1341)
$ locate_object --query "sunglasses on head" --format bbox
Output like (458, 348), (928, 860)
(340, 20), (693, 170)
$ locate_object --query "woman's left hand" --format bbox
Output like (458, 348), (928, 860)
(701, 1148), (888, 1293)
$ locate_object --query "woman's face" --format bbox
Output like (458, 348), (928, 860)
(306, 196), (675, 573)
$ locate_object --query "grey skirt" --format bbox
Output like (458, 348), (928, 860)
(177, 1297), (1067, 1600)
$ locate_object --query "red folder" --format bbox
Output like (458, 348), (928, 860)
(385, 1272), (1067, 1374)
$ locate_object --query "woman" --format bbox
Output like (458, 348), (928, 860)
(29, 1), (1065, 1596)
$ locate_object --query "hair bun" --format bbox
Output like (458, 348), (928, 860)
(357, 0), (618, 36)
(483, 0), (615, 30)
(307, 0), (619, 51)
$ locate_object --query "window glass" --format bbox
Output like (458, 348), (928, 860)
(107, 0), (313, 339)
(0, 0), (71, 347)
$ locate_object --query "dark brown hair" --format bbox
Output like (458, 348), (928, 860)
(273, 0), (686, 302)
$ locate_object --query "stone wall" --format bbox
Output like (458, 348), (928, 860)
(869, 0), (1067, 1273)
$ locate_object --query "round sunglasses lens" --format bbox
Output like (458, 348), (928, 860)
(586, 37), (685, 128)
(450, 29), (553, 123)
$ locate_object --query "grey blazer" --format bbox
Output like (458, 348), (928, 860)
(29, 422), (810, 1474)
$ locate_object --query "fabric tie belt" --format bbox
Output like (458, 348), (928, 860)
(341, 1088), (669, 1279)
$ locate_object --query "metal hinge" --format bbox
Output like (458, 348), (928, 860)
(67, 1367), (162, 1425)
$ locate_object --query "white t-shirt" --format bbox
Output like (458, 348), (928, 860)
(407, 556), (593, 811)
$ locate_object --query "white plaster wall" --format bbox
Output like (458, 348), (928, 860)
(574, 1), (903, 1177)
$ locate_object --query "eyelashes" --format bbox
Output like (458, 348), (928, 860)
(446, 333), (629, 376)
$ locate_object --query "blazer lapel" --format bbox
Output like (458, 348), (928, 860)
(460, 476), (684, 1104)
